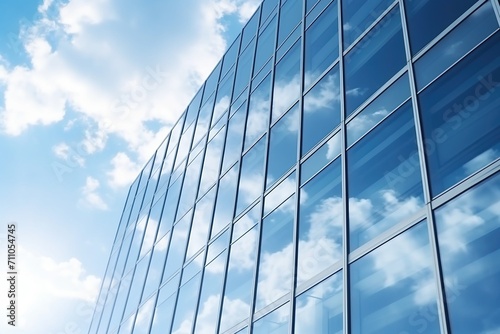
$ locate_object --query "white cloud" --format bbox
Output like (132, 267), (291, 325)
(53, 142), (85, 166)
(81, 176), (108, 210)
(107, 152), (141, 188)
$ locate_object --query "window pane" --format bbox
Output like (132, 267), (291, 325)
(171, 273), (202, 334)
(265, 172), (296, 216)
(267, 104), (299, 187)
(301, 132), (341, 184)
(253, 302), (290, 334)
(348, 102), (424, 251)
(234, 38), (256, 99)
(203, 62), (221, 107)
(414, 2), (498, 90)
(233, 202), (261, 243)
(261, 0), (279, 27)
(237, 137), (266, 216)
(302, 66), (341, 155)
(245, 73), (271, 149)
(142, 232), (169, 302)
(304, 0), (338, 89)
(347, 72), (410, 146)
(176, 151), (203, 220)
(193, 251), (227, 334)
(278, 0), (302, 45)
(404, 0), (477, 55)
(194, 95), (215, 145)
(435, 174), (500, 334)
(298, 159), (342, 284)
(220, 225), (259, 332)
(222, 35), (240, 78)
(255, 16), (277, 75)
(222, 104), (246, 173)
(344, 6), (406, 116)
(163, 210), (192, 281)
(418, 32), (500, 197)
(350, 221), (440, 334)
(255, 196), (295, 311)
(199, 125), (226, 197)
(212, 163), (239, 237)
(132, 296), (155, 334)
(273, 40), (301, 121)
(213, 69), (234, 124)
(159, 174), (183, 235)
(295, 271), (343, 334)
(342, 0), (393, 49)
(150, 292), (176, 334)
(242, 9), (260, 51)
(186, 187), (216, 259)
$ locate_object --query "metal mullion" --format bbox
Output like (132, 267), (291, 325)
(399, 1), (449, 334)
(342, 0), (399, 56)
(88, 185), (135, 334)
(337, 0), (350, 332)
(493, 0), (500, 23)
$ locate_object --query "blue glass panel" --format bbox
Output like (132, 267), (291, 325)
(158, 173), (182, 235)
(253, 302), (290, 334)
(203, 61), (221, 107)
(222, 35), (240, 78)
(306, 0), (332, 28)
(350, 221), (440, 334)
(123, 251), (151, 320)
(207, 228), (230, 263)
(348, 101), (424, 251)
(415, 2), (498, 90)
(278, 0), (302, 45)
(171, 272), (202, 334)
(199, 125), (226, 197)
(194, 94), (215, 145)
(298, 159), (342, 284)
(277, 24), (300, 61)
(162, 210), (192, 281)
(213, 69), (234, 125)
(186, 187), (216, 259)
(302, 65), (341, 156)
(273, 40), (301, 121)
(295, 271), (343, 333)
(245, 73), (271, 149)
(141, 232), (169, 303)
(220, 225), (259, 332)
(193, 251), (227, 334)
(234, 38), (256, 99)
(404, 0), (477, 55)
(175, 122), (195, 169)
(212, 163), (239, 237)
(222, 105), (246, 173)
(344, 6), (406, 116)
(150, 277), (179, 334)
(264, 172), (296, 216)
(255, 196), (295, 311)
(304, 0), (338, 89)
(255, 16), (277, 75)
(342, 0), (394, 49)
(176, 151), (203, 220)
(301, 132), (341, 184)
(435, 174), (500, 334)
(418, 32), (500, 196)
(261, 0), (280, 27)
(131, 296), (156, 334)
(267, 104), (299, 187)
(237, 137), (267, 216)
(232, 202), (260, 242)
(242, 9), (260, 51)
(347, 72), (410, 147)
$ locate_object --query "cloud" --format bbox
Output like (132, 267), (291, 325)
(107, 152), (141, 188)
(53, 142), (85, 166)
(0, 0), (262, 188)
(81, 176), (108, 210)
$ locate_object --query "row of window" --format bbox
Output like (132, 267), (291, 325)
(89, 0), (500, 333)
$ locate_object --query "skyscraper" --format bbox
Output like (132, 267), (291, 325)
(88, 0), (500, 333)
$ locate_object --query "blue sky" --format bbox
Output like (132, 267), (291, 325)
(0, 0), (260, 332)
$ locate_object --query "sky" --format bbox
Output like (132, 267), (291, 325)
(0, 0), (261, 333)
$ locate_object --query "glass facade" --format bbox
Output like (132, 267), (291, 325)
(88, 1), (500, 333)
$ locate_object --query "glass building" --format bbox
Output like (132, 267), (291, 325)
(88, 0), (500, 333)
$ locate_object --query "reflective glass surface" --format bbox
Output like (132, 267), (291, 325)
(242, 9), (260, 51)
(150, 275), (179, 334)
(278, 0), (302, 45)
(234, 38), (256, 99)
(298, 158), (342, 284)
(213, 70), (234, 124)
(267, 104), (299, 187)
(222, 105), (246, 173)
(414, 2), (498, 90)
(301, 132), (341, 184)
(404, 0), (477, 55)
(347, 72), (410, 147)
(348, 101), (424, 251)
(418, 32), (500, 196)
(186, 187), (216, 259)
(342, 0), (394, 49)
(302, 65), (341, 155)
(253, 302), (290, 334)
(220, 225), (259, 332)
(294, 271), (343, 334)
(255, 16), (277, 75)
(344, 6), (406, 116)
(435, 174), (500, 334)
(264, 172), (296, 216)
(170, 273), (202, 334)
(221, 36), (240, 78)
(176, 151), (203, 220)
(237, 137), (266, 215)
(162, 210), (192, 281)
(350, 221), (440, 334)
(212, 163), (239, 237)
(142, 232), (169, 302)
(304, 0), (338, 89)
(273, 40), (301, 121)
(198, 125), (225, 197)
(245, 73), (271, 149)
(255, 196), (295, 311)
